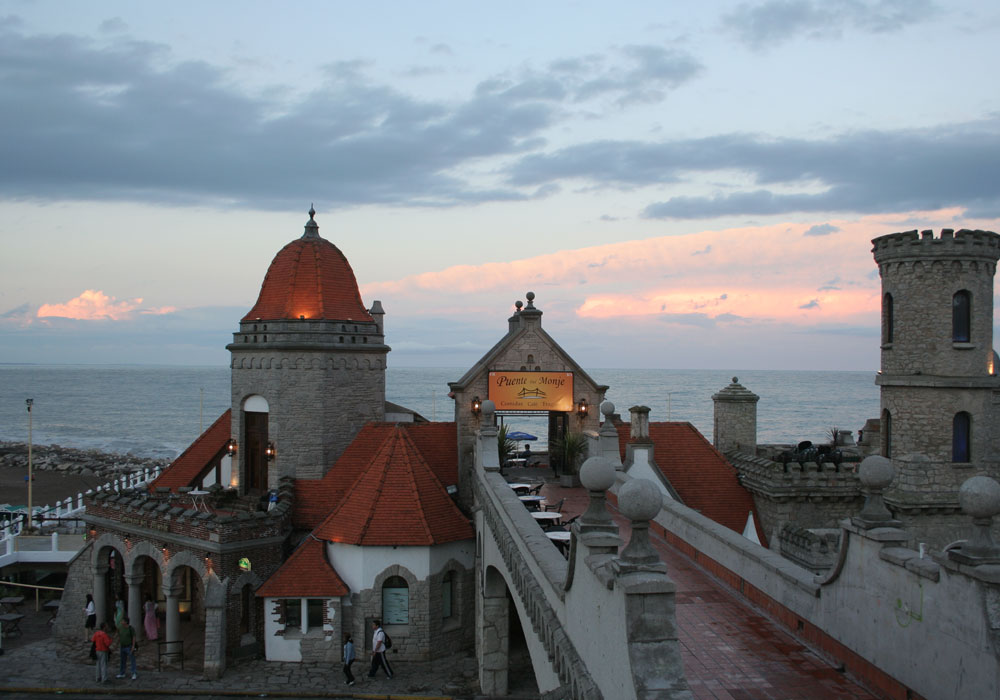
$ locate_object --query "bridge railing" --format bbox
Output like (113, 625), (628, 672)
(474, 467), (602, 699)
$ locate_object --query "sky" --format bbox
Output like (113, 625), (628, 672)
(1, 0), (999, 370)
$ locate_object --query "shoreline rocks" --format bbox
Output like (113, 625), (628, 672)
(0, 441), (170, 482)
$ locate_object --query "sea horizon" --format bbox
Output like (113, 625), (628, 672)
(0, 365), (880, 461)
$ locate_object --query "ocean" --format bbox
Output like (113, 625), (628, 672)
(0, 365), (880, 459)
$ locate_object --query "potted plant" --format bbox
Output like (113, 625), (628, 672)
(555, 432), (588, 487)
(497, 425), (516, 471)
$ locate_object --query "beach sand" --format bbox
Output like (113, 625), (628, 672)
(0, 464), (108, 508)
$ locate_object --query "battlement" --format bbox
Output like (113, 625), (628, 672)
(872, 229), (1000, 264)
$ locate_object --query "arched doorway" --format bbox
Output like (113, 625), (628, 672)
(102, 547), (126, 626)
(242, 395), (269, 493)
(162, 562), (207, 672)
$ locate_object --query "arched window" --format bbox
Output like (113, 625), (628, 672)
(382, 576), (409, 625)
(442, 571), (454, 619)
(953, 412), (971, 462)
(882, 409), (892, 459)
(883, 293), (894, 344)
(953, 290), (971, 342)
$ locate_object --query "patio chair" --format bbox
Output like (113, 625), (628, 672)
(528, 483), (543, 495)
(561, 514), (579, 529)
(542, 498), (564, 513)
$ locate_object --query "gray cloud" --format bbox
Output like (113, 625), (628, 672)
(692, 244), (712, 255)
(0, 25), (703, 210)
(508, 122), (1000, 219)
(722, 0), (937, 50)
(799, 299), (820, 309)
(0, 27), (555, 209)
(805, 223), (841, 236)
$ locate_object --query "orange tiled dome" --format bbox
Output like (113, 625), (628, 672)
(242, 209), (373, 322)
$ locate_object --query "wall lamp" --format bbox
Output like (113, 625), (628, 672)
(265, 441), (276, 460)
(577, 398), (589, 417)
(226, 439), (238, 456)
(471, 396), (482, 415)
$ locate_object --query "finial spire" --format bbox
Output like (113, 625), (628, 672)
(302, 204), (319, 238)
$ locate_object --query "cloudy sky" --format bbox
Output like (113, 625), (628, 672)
(1, 0), (998, 370)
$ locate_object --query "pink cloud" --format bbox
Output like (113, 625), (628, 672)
(363, 209), (1000, 330)
(37, 290), (160, 321)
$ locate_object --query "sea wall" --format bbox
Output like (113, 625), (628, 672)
(0, 441), (169, 481)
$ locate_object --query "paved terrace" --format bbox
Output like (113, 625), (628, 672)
(0, 469), (878, 699)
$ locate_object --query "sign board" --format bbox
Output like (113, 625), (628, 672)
(488, 371), (574, 412)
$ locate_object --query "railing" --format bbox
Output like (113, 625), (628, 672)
(0, 580), (64, 612)
(157, 639), (185, 671)
(0, 465), (163, 555)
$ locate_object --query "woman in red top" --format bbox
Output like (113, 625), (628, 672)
(91, 622), (113, 683)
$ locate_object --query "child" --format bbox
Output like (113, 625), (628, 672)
(343, 634), (356, 686)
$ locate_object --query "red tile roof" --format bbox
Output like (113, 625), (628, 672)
(242, 232), (373, 322)
(256, 535), (348, 598)
(294, 422), (458, 530)
(311, 425), (473, 546)
(618, 422), (766, 544)
(151, 410), (231, 491)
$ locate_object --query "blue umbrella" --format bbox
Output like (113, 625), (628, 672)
(506, 431), (537, 441)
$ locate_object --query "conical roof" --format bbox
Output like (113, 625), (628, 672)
(242, 208), (373, 322)
(313, 425), (473, 546)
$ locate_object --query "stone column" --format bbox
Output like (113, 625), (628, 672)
(612, 478), (691, 697)
(597, 401), (623, 469)
(163, 581), (182, 657)
(93, 563), (108, 626)
(203, 575), (227, 680)
(126, 573), (144, 631)
(478, 401), (499, 473)
(478, 586), (509, 696)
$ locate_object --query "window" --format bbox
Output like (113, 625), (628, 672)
(953, 412), (971, 462)
(883, 293), (894, 344)
(442, 572), (454, 619)
(882, 409), (892, 459)
(284, 599), (301, 629)
(382, 576), (409, 625)
(306, 599), (324, 630)
(953, 290), (971, 342)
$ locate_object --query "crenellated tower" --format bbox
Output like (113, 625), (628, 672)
(872, 228), (1000, 545)
(226, 208), (389, 491)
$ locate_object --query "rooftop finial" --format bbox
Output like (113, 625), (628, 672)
(303, 204), (319, 238)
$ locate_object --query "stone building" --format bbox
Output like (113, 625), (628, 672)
(873, 228), (1000, 546)
(721, 228), (1000, 562)
(60, 210), (476, 675)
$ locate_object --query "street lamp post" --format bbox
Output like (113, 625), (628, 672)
(26, 398), (33, 533)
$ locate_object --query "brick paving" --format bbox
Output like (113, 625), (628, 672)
(528, 471), (879, 700)
(0, 466), (879, 699)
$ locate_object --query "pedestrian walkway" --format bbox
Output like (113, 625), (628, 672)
(526, 476), (878, 700)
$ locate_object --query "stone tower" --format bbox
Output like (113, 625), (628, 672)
(227, 208), (389, 489)
(712, 377), (760, 455)
(872, 228), (1000, 545)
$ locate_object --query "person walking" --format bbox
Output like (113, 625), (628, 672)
(91, 622), (113, 683)
(367, 619), (392, 679)
(84, 593), (96, 641)
(116, 615), (138, 680)
(143, 594), (158, 641)
(343, 634), (356, 686)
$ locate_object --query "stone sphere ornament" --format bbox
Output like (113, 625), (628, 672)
(959, 476), (1000, 519)
(618, 478), (662, 522)
(481, 399), (495, 417)
(859, 455), (894, 490)
(600, 400), (615, 418)
(580, 456), (615, 492)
